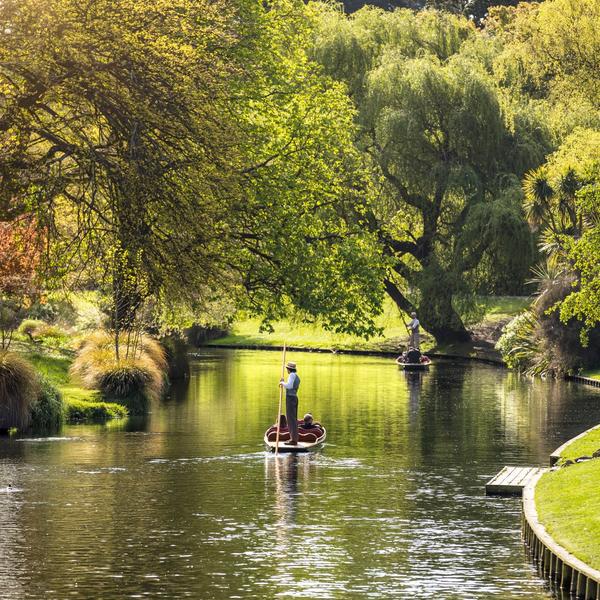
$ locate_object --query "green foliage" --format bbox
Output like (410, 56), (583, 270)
(313, 6), (544, 340)
(495, 310), (544, 372)
(487, 0), (600, 135)
(558, 185), (600, 342)
(0, 352), (38, 429)
(17, 346), (130, 423)
(520, 130), (600, 348)
(64, 398), (128, 422)
(19, 319), (45, 341)
(0, 0), (387, 340)
(71, 330), (167, 414)
(29, 377), (64, 431)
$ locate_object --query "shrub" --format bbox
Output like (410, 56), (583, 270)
(18, 319), (69, 347)
(29, 378), (64, 431)
(65, 398), (128, 422)
(161, 335), (190, 380)
(27, 301), (60, 324)
(0, 352), (38, 430)
(36, 324), (69, 347)
(18, 319), (45, 341)
(71, 330), (167, 415)
(496, 310), (549, 374)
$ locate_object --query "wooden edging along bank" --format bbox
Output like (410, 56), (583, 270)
(566, 374), (600, 388)
(522, 472), (600, 599)
(202, 343), (505, 366)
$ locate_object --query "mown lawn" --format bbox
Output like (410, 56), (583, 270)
(16, 344), (127, 422)
(558, 426), (600, 461)
(581, 369), (600, 381)
(536, 460), (600, 571)
(211, 296), (531, 353)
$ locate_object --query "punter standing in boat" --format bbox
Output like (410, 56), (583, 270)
(280, 361), (300, 445)
(407, 312), (420, 349)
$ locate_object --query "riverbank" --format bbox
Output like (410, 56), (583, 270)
(208, 297), (529, 362)
(12, 341), (127, 423)
(526, 423), (600, 589)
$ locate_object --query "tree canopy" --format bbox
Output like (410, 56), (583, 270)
(0, 0), (386, 338)
(313, 6), (545, 340)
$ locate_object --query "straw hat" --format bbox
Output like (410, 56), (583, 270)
(286, 361), (297, 370)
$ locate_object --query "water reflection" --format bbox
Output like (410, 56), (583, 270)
(1, 349), (600, 599)
(404, 370), (423, 424)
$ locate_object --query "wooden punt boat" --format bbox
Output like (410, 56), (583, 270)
(396, 355), (431, 370)
(264, 423), (326, 453)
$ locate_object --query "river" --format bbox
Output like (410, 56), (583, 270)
(1, 348), (600, 599)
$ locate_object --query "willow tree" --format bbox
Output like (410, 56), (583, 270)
(314, 7), (545, 341)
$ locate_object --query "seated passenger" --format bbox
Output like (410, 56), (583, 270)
(300, 413), (319, 430)
(396, 351), (408, 364)
(406, 347), (421, 363)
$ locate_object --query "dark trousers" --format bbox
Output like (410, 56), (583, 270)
(286, 394), (298, 442)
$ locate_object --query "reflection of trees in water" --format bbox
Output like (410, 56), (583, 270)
(404, 371), (423, 425)
(498, 373), (600, 457)
(412, 363), (600, 463)
(0, 460), (25, 598)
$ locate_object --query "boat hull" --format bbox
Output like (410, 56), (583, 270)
(396, 357), (431, 370)
(264, 428), (326, 453)
(398, 363), (430, 371)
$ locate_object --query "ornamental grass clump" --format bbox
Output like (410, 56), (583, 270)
(0, 352), (39, 430)
(71, 331), (167, 414)
(29, 378), (64, 431)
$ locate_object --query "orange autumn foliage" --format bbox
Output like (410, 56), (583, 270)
(0, 218), (41, 298)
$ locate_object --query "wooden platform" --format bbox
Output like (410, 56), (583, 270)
(486, 466), (545, 496)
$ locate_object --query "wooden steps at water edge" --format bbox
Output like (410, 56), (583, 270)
(486, 466), (545, 496)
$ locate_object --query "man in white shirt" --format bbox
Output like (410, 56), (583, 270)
(280, 361), (301, 445)
(407, 312), (420, 349)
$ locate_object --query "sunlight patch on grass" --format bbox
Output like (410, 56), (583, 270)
(536, 461), (600, 571)
(558, 427), (600, 462)
(212, 296), (530, 351)
(581, 369), (600, 381)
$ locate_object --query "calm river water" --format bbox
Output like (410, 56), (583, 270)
(1, 349), (600, 599)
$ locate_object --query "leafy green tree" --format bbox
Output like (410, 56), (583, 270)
(487, 0), (600, 133)
(314, 6), (544, 341)
(543, 131), (600, 342)
(559, 186), (600, 342)
(498, 129), (600, 373)
(0, 0), (386, 341)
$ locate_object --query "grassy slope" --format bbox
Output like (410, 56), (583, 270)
(558, 427), (600, 460)
(15, 343), (127, 421)
(211, 296), (531, 358)
(581, 369), (600, 381)
(536, 460), (600, 571)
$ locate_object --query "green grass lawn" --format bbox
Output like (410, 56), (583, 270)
(536, 460), (600, 571)
(580, 369), (600, 381)
(557, 426), (600, 461)
(15, 343), (127, 422)
(210, 296), (531, 355)
(474, 296), (532, 322)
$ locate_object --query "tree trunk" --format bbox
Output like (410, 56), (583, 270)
(417, 294), (471, 343)
(384, 278), (471, 343)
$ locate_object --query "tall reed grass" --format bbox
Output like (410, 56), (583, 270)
(0, 352), (38, 430)
(71, 331), (167, 414)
